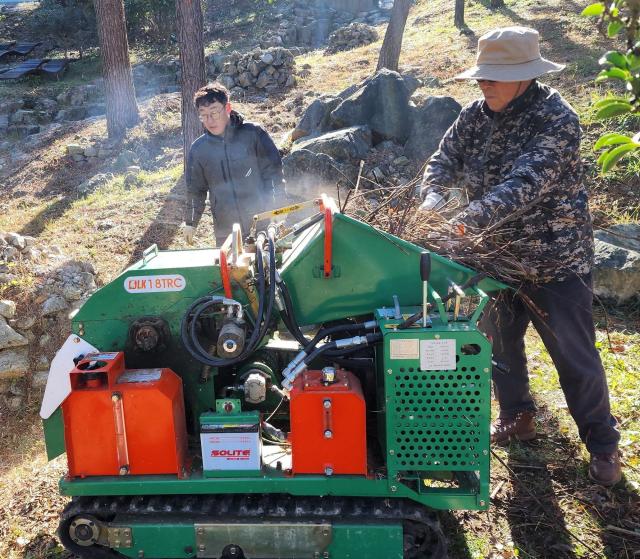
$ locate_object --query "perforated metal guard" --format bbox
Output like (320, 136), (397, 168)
(383, 331), (491, 477)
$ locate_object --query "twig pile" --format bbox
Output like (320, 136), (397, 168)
(341, 178), (546, 286)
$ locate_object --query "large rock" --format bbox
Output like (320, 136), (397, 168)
(330, 69), (412, 143)
(0, 348), (29, 380)
(283, 148), (357, 188)
(404, 96), (462, 162)
(42, 295), (68, 316)
(593, 224), (640, 303)
(0, 316), (28, 350)
(293, 95), (342, 141)
(294, 125), (372, 164)
(0, 300), (16, 319)
(77, 173), (114, 196)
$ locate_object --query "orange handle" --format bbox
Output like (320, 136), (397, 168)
(324, 207), (333, 279)
(219, 250), (232, 298)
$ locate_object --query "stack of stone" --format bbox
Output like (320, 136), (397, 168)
(214, 48), (297, 94)
(325, 22), (379, 54)
(1, 97), (58, 139)
(0, 232), (99, 410)
(263, 0), (389, 49)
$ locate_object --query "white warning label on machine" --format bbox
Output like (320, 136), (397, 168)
(390, 338), (419, 359)
(124, 275), (186, 293)
(420, 339), (457, 371)
(117, 369), (163, 383)
(201, 432), (261, 471)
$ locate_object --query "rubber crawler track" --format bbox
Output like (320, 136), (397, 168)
(59, 494), (447, 559)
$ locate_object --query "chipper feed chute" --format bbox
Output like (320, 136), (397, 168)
(42, 199), (505, 559)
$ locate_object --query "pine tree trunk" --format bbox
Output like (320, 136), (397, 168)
(93, 0), (139, 139)
(454, 0), (465, 28)
(376, 0), (412, 72)
(176, 0), (206, 170)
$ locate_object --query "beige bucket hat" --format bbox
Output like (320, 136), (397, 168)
(455, 26), (565, 82)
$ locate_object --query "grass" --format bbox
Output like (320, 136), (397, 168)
(0, 0), (639, 557)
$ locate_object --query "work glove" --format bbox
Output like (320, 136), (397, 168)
(419, 191), (446, 212)
(184, 225), (195, 245)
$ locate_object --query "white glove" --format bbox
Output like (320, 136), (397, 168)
(184, 225), (195, 245)
(419, 191), (446, 211)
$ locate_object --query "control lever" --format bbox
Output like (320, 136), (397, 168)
(420, 252), (431, 327)
(397, 272), (487, 329)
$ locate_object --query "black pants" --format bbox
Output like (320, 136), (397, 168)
(480, 273), (619, 454)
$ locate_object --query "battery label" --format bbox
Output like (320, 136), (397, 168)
(201, 431), (261, 471)
(124, 275), (186, 293)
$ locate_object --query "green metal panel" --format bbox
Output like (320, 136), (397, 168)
(379, 309), (491, 508)
(59, 472), (486, 511)
(113, 521), (400, 559)
(329, 524), (403, 559)
(43, 407), (65, 460)
(279, 213), (506, 326)
(114, 525), (195, 559)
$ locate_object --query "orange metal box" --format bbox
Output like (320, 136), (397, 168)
(62, 352), (188, 478)
(289, 369), (367, 475)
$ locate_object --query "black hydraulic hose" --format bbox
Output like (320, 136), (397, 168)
(303, 332), (383, 365)
(277, 277), (310, 346)
(306, 321), (371, 351)
(181, 241), (268, 366)
(255, 233), (277, 343)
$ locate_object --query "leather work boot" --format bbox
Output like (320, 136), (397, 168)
(490, 411), (536, 445)
(589, 451), (622, 487)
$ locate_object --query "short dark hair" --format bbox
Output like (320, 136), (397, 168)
(194, 83), (229, 108)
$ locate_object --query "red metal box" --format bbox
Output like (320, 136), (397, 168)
(62, 352), (188, 478)
(289, 369), (367, 475)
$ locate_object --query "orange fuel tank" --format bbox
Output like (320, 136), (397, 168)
(289, 369), (367, 476)
(62, 352), (188, 478)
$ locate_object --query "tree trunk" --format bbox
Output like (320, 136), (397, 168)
(176, 0), (206, 170)
(93, 0), (139, 139)
(490, 0), (505, 7)
(454, 0), (465, 28)
(376, 0), (412, 72)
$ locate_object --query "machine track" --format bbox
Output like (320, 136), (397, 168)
(59, 494), (447, 559)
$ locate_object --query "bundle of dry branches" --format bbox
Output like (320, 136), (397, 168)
(341, 177), (552, 286)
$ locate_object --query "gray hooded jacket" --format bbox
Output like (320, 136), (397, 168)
(185, 111), (286, 240)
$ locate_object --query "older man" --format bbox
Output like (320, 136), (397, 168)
(420, 27), (621, 486)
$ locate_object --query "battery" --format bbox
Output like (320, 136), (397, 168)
(200, 409), (261, 477)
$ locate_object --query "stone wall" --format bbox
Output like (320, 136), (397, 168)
(209, 47), (297, 95)
(0, 232), (98, 410)
(263, 0), (389, 49)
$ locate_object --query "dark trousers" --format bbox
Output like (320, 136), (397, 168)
(480, 273), (619, 454)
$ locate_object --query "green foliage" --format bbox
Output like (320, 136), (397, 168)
(583, 0), (640, 171)
(124, 0), (176, 43)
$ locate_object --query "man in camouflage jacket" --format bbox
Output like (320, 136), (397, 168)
(421, 27), (621, 486)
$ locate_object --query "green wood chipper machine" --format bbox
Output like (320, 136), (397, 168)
(41, 196), (505, 559)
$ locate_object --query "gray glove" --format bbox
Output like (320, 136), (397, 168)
(419, 191), (446, 211)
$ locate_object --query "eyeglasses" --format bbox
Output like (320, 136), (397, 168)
(198, 107), (226, 122)
(476, 79), (497, 85)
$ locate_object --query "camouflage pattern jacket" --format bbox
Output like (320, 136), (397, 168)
(421, 81), (594, 283)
